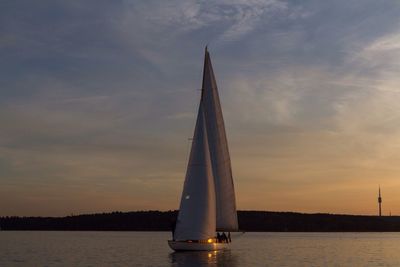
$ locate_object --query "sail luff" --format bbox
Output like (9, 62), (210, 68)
(202, 50), (238, 231)
(174, 101), (216, 241)
(200, 46), (208, 102)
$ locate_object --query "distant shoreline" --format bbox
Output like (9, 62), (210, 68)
(1, 210), (400, 232)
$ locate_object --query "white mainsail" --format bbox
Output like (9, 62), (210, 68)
(173, 48), (238, 243)
(174, 102), (216, 241)
(202, 49), (238, 231)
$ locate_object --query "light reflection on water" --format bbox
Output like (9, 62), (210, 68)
(170, 250), (238, 267)
(1, 231), (400, 266)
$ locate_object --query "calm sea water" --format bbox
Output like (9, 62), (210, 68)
(1, 231), (400, 266)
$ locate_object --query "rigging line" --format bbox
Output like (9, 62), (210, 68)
(184, 137), (193, 170)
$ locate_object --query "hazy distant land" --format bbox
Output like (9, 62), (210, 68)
(1, 211), (400, 232)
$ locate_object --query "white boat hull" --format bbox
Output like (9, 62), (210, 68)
(168, 240), (229, 251)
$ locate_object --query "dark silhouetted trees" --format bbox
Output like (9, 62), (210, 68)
(1, 210), (400, 231)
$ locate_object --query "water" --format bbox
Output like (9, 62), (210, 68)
(1, 231), (400, 266)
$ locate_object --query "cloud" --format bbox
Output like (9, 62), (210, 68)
(365, 32), (400, 52)
(118, 0), (292, 48)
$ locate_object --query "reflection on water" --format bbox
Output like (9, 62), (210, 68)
(2, 232), (400, 266)
(170, 249), (238, 267)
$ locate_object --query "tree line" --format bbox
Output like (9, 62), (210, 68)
(1, 210), (400, 231)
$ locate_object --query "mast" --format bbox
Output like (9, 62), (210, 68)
(202, 48), (238, 231)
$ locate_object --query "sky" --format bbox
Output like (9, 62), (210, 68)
(1, 0), (400, 216)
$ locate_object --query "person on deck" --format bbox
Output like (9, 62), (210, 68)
(221, 232), (227, 243)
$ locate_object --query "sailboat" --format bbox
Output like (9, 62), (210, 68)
(168, 47), (238, 251)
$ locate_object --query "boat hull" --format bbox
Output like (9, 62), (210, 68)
(168, 240), (229, 251)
